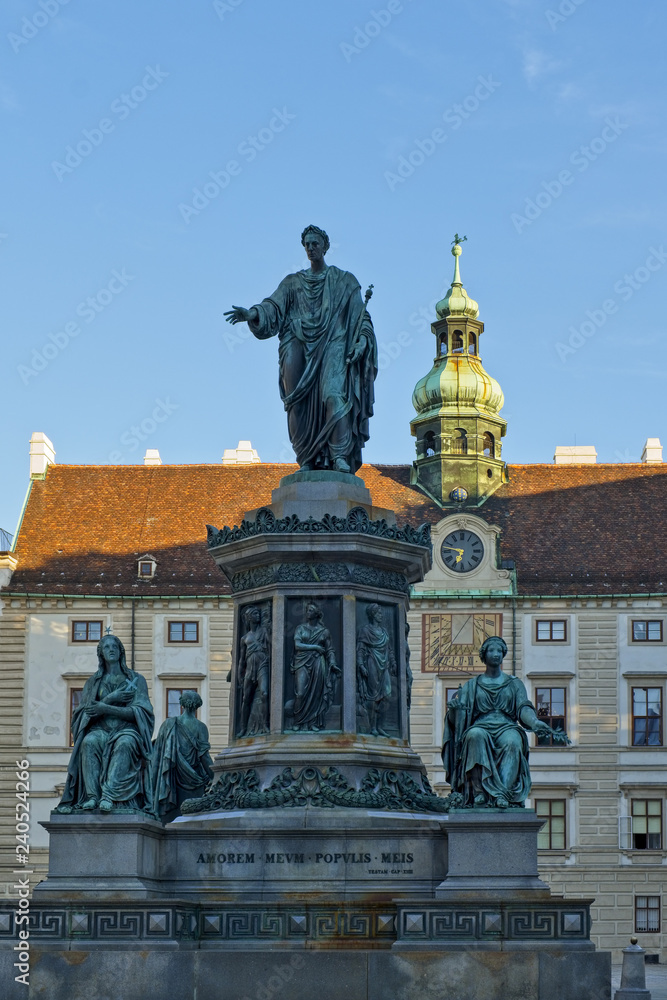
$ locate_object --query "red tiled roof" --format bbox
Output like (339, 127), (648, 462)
(5, 462), (667, 597)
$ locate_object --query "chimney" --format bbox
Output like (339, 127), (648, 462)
(29, 432), (56, 479)
(641, 437), (663, 464)
(221, 440), (261, 465)
(553, 445), (597, 465)
(144, 449), (162, 466)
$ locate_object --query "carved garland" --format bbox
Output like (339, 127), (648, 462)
(231, 563), (410, 594)
(181, 765), (463, 815)
(207, 507), (431, 550)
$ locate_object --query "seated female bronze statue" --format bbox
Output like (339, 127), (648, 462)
(442, 636), (568, 808)
(57, 633), (154, 814)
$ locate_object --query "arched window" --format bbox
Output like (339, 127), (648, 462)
(483, 432), (495, 458)
(439, 335), (448, 356)
(452, 331), (464, 354)
(424, 431), (436, 457)
(452, 428), (467, 455)
(468, 333), (476, 355)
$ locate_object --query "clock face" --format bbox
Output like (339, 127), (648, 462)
(441, 529), (484, 573)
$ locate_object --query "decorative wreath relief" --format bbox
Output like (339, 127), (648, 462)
(181, 765), (459, 814)
(206, 507), (431, 550)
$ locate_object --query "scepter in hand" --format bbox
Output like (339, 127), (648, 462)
(346, 284), (374, 365)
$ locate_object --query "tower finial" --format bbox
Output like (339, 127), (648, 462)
(435, 233), (478, 319)
(451, 234), (467, 284)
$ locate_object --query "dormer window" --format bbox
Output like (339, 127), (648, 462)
(452, 331), (464, 354)
(137, 554), (157, 579)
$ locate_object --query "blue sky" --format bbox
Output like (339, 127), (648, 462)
(1, 0), (666, 534)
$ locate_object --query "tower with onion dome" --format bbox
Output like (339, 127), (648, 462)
(410, 236), (508, 506)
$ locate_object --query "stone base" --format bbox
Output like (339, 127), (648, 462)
(8, 808), (611, 998)
(34, 809), (555, 903)
(35, 807), (448, 901)
(266, 470), (396, 523)
(0, 945), (612, 1000)
(435, 811), (552, 898)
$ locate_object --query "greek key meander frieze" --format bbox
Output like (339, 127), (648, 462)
(231, 562), (411, 594)
(397, 906), (588, 941)
(180, 765), (455, 814)
(0, 903), (589, 943)
(207, 506), (431, 550)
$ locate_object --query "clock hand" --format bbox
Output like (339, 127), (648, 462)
(442, 546), (465, 556)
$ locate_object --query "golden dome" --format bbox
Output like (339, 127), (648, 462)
(412, 355), (504, 419)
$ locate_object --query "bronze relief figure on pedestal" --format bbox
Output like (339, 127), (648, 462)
(236, 604), (271, 737)
(285, 602), (341, 732)
(356, 603), (397, 737)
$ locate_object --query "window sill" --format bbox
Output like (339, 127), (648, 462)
(621, 850), (666, 859)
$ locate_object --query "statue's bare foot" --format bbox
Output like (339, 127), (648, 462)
(473, 793), (486, 806)
(58, 805), (73, 814)
(99, 798), (113, 813)
(333, 458), (351, 473)
(81, 798), (98, 811)
(495, 796), (509, 809)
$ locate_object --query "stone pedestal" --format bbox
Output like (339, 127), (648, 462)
(435, 811), (551, 898)
(202, 473), (433, 795)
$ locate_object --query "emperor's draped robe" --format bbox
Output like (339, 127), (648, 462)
(249, 265), (377, 471)
(442, 674), (534, 806)
(59, 668), (154, 811)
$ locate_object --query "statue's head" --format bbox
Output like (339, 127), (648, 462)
(305, 602), (323, 621)
(243, 606), (261, 627)
(479, 635), (508, 667)
(366, 603), (383, 624)
(179, 690), (203, 712)
(96, 633), (130, 675)
(301, 225), (330, 254)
